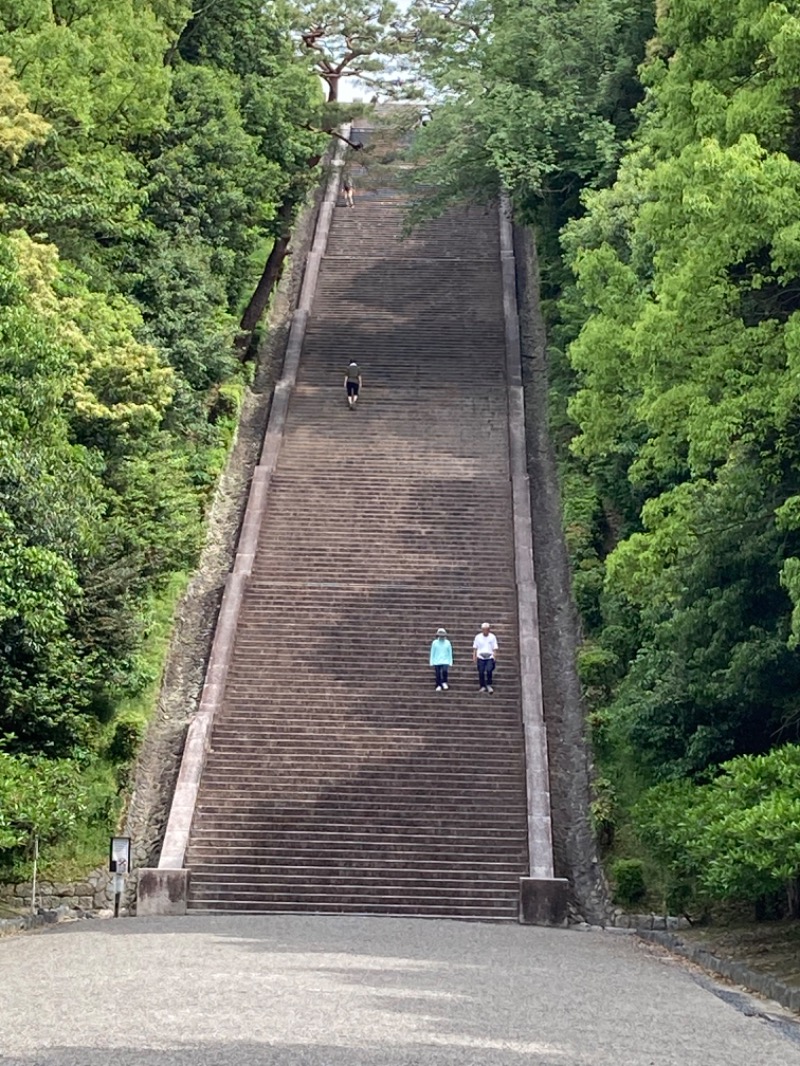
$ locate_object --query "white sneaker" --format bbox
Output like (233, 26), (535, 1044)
(436, 686), (442, 692)
(487, 685), (494, 694)
(480, 687), (487, 693)
(442, 683), (449, 691)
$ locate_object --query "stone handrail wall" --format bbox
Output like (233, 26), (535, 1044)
(499, 197), (557, 881)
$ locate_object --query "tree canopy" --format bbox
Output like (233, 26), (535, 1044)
(294, 0), (414, 100)
(557, 0), (800, 909)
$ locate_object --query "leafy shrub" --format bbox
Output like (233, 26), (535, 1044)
(577, 644), (619, 690)
(635, 744), (800, 913)
(572, 560), (605, 631)
(106, 716), (145, 765)
(611, 858), (647, 906)
(591, 776), (617, 846)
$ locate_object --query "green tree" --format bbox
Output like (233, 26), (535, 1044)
(294, 0), (413, 101)
(0, 749), (89, 854)
(0, 1), (172, 283)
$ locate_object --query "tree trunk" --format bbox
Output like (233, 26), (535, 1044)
(237, 152), (324, 346)
(238, 233), (291, 339)
(787, 875), (800, 919)
(326, 76), (338, 102)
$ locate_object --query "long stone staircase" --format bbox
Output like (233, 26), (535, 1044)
(181, 158), (533, 918)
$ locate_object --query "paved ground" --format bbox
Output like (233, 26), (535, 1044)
(0, 916), (798, 1065)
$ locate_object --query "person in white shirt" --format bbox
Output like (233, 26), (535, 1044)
(472, 622), (498, 693)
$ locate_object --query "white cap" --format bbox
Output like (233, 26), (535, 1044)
(481, 621), (490, 629)
(436, 627), (447, 636)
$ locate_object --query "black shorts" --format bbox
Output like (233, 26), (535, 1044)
(346, 381), (359, 396)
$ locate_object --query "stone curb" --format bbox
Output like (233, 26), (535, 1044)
(637, 929), (800, 1014)
(154, 128), (350, 876)
(0, 906), (109, 937)
(0, 912), (54, 935)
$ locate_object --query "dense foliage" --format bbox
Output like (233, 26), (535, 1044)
(411, 0), (800, 913)
(0, 1), (325, 872)
(407, 0), (653, 226)
(636, 745), (800, 913)
(562, 0), (800, 911)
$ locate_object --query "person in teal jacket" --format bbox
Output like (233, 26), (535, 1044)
(429, 628), (453, 691)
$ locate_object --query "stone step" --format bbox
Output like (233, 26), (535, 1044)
(211, 738), (517, 752)
(186, 814), (526, 831)
(192, 787), (525, 809)
(191, 815), (525, 829)
(187, 859), (525, 877)
(187, 887), (523, 911)
(188, 838), (527, 856)
(186, 898), (518, 918)
(196, 781), (525, 800)
(215, 712), (520, 728)
(207, 741), (521, 759)
(187, 826), (528, 844)
(187, 879), (519, 901)
(209, 729), (523, 746)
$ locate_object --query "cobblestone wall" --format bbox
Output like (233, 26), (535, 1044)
(0, 869), (115, 912)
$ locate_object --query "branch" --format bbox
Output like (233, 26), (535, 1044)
(304, 124), (365, 149)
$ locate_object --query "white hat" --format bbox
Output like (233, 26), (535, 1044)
(436, 627), (447, 636)
(481, 621), (491, 629)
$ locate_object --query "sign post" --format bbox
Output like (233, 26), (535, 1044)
(109, 837), (131, 918)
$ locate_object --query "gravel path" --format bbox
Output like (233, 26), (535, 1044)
(1, 916), (798, 1065)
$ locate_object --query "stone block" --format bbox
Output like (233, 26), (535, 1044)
(136, 868), (189, 917)
(519, 877), (569, 926)
(652, 915), (667, 931)
(716, 958), (734, 980)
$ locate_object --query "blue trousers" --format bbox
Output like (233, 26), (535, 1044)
(434, 665), (449, 687)
(477, 657), (495, 689)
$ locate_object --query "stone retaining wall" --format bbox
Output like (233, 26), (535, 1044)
(582, 911), (692, 931)
(0, 869), (114, 912)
